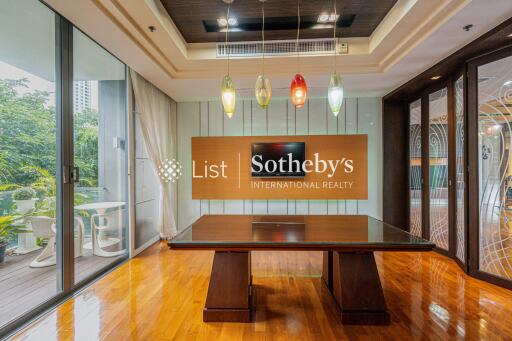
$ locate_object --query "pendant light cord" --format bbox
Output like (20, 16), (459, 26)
(262, 1), (265, 75)
(226, 4), (230, 76)
(296, 0), (300, 72)
(333, 0), (337, 72)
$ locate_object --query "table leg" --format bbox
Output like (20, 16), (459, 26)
(325, 251), (390, 325)
(203, 251), (252, 322)
(322, 251), (333, 291)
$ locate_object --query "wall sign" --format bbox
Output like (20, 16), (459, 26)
(192, 135), (367, 200)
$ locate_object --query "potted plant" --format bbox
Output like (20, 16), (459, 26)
(12, 187), (37, 214)
(0, 215), (29, 263)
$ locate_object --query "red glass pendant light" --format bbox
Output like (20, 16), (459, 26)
(290, 74), (307, 108)
(290, 0), (307, 108)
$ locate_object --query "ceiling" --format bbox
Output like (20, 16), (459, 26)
(159, 0), (397, 43)
(44, 0), (512, 102)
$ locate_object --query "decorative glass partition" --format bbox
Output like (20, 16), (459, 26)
(455, 76), (465, 262)
(429, 88), (449, 250)
(477, 56), (512, 280)
(409, 99), (422, 237)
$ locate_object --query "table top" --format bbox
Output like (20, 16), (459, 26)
(74, 201), (125, 211)
(168, 215), (435, 252)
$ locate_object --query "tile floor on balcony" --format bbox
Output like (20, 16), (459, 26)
(0, 238), (124, 327)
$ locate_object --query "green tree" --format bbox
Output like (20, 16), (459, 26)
(0, 78), (56, 185)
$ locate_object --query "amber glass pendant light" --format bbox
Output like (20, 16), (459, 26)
(221, 0), (236, 118)
(255, 0), (272, 109)
(327, 0), (344, 116)
(290, 0), (307, 108)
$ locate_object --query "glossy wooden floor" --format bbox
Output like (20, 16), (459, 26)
(10, 241), (512, 340)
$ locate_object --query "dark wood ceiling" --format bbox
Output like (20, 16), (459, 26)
(160, 0), (398, 43)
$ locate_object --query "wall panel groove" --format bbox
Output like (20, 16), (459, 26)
(176, 97), (383, 231)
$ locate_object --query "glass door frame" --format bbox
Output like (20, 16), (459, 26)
(467, 45), (512, 290)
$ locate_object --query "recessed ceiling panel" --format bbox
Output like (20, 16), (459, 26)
(160, 0), (398, 43)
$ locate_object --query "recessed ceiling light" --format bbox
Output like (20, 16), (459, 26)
(508, 33), (512, 37)
(504, 80), (512, 86)
(227, 17), (238, 26)
(431, 75), (441, 80)
(318, 13), (339, 23)
(318, 14), (329, 23)
(328, 14), (340, 22)
(217, 18), (228, 27)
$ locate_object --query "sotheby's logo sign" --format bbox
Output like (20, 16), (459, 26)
(191, 135), (367, 200)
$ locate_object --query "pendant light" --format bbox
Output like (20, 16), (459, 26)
(255, 0), (272, 109)
(327, 0), (344, 116)
(221, 0), (236, 118)
(290, 0), (307, 108)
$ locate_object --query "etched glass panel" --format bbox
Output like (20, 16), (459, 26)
(478, 56), (512, 279)
(409, 99), (422, 237)
(455, 76), (465, 262)
(429, 88), (449, 250)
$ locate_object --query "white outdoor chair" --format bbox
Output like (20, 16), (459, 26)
(74, 216), (84, 258)
(30, 216), (85, 268)
(90, 209), (126, 257)
(29, 216), (56, 268)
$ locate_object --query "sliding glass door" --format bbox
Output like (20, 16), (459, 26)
(428, 88), (450, 251)
(0, 0), (129, 333)
(455, 75), (466, 263)
(0, 0), (61, 328)
(409, 99), (422, 237)
(72, 28), (128, 284)
(475, 54), (512, 281)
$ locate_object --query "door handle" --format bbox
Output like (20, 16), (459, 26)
(71, 166), (80, 183)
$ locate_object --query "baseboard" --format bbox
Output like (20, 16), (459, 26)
(132, 235), (160, 257)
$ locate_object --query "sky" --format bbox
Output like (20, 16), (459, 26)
(0, 60), (99, 110)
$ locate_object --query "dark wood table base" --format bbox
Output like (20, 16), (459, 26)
(204, 250), (389, 325)
(323, 251), (390, 325)
(203, 251), (253, 322)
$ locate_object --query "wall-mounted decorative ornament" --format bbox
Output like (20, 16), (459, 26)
(158, 159), (182, 183)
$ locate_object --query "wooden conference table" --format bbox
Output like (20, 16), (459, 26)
(168, 215), (434, 325)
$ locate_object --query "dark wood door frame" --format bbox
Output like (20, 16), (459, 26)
(467, 45), (512, 290)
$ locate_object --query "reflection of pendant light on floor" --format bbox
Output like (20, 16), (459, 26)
(221, 0), (236, 118)
(290, 0), (307, 108)
(328, 0), (344, 116)
(255, 0), (272, 109)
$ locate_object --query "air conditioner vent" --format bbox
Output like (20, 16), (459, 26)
(216, 38), (348, 58)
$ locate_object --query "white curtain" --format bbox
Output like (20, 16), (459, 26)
(129, 70), (177, 239)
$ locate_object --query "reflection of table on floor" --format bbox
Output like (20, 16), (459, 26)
(169, 215), (435, 325)
(74, 201), (126, 257)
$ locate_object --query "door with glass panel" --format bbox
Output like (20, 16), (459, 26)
(409, 99), (423, 237)
(473, 52), (512, 283)
(454, 75), (466, 264)
(72, 28), (128, 284)
(428, 88), (450, 251)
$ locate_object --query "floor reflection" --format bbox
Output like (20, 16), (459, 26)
(10, 243), (512, 340)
